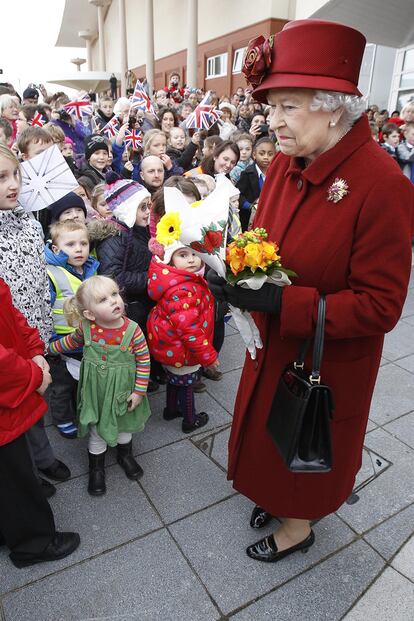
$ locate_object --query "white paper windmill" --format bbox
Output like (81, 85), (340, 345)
(18, 145), (78, 212)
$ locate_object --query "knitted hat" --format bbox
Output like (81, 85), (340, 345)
(49, 192), (87, 223)
(84, 134), (109, 160)
(160, 240), (186, 265)
(104, 179), (150, 228)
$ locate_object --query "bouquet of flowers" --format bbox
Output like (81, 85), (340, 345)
(225, 228), (296, 359)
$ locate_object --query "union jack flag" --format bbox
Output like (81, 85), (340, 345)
(63, 95), (93, 121)
(185, 91), (222, 130)
(129, 80), (155, 116)
(124, 128), (142, 150)
(100, 117), (120, 140)
(30, 112), (47, 127)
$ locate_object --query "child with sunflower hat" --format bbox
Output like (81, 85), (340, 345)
(147, 208), (220, 433)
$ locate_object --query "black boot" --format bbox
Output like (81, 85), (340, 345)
(117, 441), (143, 480)
(88, 451), (106, 496)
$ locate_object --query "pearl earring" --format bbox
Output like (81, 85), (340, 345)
(329, 121), (336, 127)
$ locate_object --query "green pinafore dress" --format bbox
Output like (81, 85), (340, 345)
(77, 319), (151, 447)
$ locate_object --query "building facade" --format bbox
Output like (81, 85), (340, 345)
(55, 0), (414, 110)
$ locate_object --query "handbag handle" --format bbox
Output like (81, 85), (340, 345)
(294, 295), (326, 384)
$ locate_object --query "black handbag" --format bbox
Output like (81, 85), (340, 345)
(266, 295), (334, 473)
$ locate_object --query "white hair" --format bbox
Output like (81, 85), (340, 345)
(310, 91), (366, 128)
(0, 94), (19, 115)
(113, 97), (130, 116)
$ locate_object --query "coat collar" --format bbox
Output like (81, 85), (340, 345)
(285, 115), (371, 186)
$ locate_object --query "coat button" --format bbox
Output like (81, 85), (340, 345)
(100, 364), (105, 370)
(297, 179), (303, 190)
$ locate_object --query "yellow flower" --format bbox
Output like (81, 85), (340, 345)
(191, 200), (203, 209)
(243, 242), (262, 270)
(262, 241), (280, 263)
(156, 212), (181, 246)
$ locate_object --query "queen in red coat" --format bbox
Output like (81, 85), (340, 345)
(208, 20), (414, 563)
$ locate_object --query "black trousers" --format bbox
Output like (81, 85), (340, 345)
(0, 434), (55, 563)
(48, 354), (78, 425)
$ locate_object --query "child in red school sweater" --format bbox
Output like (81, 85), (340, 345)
(147, 241), (219, 433)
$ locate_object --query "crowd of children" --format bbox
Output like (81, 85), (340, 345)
(1, 76), (414, 569)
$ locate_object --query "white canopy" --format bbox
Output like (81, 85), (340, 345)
(46, 72), (120, 93)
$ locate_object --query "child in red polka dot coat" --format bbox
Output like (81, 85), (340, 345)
(147, 241), (220, 432)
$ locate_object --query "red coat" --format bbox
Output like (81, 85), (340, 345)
(147, 258), (216, 369)
(228, 116), (414, 519)
(0, 279), (47, 446)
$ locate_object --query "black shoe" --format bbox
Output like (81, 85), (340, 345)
(39, 477), (56, 499)
(246, 530), (315, 562)
(147, 379), (159, 393)
(250, 505), (273, 529)
(88, 451), (106, 496)
(117, 441), (143, 480)
(182, 412), (209, 433)
(10, 532), (81, 568)
(163, 407), (183, 421)
(202, 367), (223, 381)
(40, 459), (71, 482)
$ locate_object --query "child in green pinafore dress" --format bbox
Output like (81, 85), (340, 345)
(49, 275), (151, 496)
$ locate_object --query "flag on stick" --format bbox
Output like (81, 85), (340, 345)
(185, 91), (222, 130)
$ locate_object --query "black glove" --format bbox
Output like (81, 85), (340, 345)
(207, 270), (282, 314)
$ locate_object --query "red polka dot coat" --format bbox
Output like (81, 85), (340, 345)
(146, 257), (217, 369)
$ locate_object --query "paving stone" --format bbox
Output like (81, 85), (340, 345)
(2, 530), (219, 621)
(225, 320), (239, 336)
(364, 503), (414, 560)
(382, 321), (414, 361)
(139, 441), (233, 523)
(384, 411), (414, 449)
(170, 494), (356, 614)
(195, 426), (231, 471)
(353, 446), (391, 490)
(0, 466), (162, 596)
(369, 364), (414, 425)
(232, 540), (384, 621)
(401, 287), (414, 318)
(366, 418), (377, 432)
(401, 314), (414, 327)
(343, 567), (414, 621)
(204, 367), (243, 415)
(391, 534), (414, 581)
(394, 352), (414, 374)
(136, 390), (232, 455)
(217, 332), (246, 373)
(337, 429), (414, 534)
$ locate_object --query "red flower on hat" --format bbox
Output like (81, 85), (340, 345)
(242, 35), (274, 87)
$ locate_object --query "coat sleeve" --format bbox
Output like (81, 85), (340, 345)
(97, 236), (149, 296)
(280, 173), (414, 340)
(13, 304), (45, 357)
(111, 142), (125, 173)
(0, 345), (43, 408)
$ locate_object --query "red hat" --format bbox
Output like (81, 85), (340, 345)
(245, 20), (366, 104)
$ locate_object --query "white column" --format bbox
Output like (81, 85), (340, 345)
(78, 31), (96, 71)
(145, 0), (155, 94)
(118, 0), (128, 95)
(187, 0), (198, 88)
(89, 0), (111, 71)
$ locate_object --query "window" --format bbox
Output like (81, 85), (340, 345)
(233, 47), (247, 74)
(206, 53), (228, 79)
